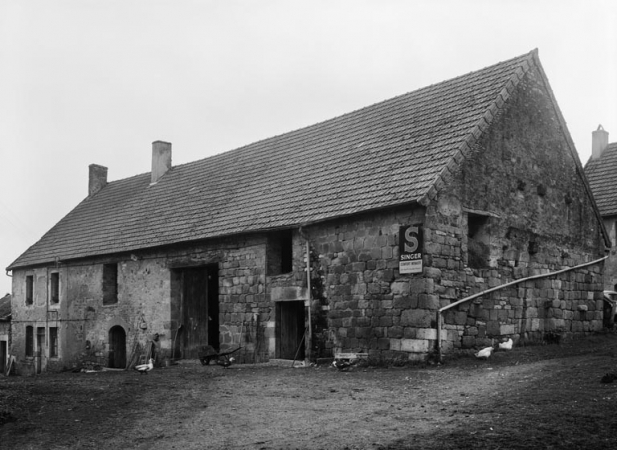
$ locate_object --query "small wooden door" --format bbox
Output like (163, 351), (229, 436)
(108, 326), (126, 368)
(277, 301), (305, 359)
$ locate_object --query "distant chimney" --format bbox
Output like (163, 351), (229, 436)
(592, 125), (609, 160)
(88, 164), (108, 196)
(151, 141), (172, 184)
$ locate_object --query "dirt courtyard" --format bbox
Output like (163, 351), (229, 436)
(2, 334), (617, 450)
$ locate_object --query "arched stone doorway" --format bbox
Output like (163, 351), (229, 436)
(108, 326), (126, 368)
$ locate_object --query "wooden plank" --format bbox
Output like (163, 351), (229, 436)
(335, 353), (368, 360)
(183, 267), (209, 359)
(5, 355), (14, 376)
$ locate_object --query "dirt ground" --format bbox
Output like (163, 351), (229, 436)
(2, 334), (617, 450)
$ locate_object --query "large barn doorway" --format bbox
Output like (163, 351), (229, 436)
(108, 326), (126, 368)
(276, 301), (305, 360)
(179, 265), (219, 359)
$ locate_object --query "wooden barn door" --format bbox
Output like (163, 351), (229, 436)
(276, 301), (305, 360)
(182, 267), (209, 359)
(207, 266), (220, 351)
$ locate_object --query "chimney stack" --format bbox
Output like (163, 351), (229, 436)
(151, 141), (172, 184)
(592, 125), (609, 160)
(88, 164), (108, 196)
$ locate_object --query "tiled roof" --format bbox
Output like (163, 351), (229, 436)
(9, 50), (540, 269)
(0, 294), (10, 320)
(585, 143), (617, 217)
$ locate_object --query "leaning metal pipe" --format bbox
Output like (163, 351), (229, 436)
(435, 255), (608, 361)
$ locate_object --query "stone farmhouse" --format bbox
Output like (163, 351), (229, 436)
(6, 50), (610, 374)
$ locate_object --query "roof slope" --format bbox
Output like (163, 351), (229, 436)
(9, 50), (541, 269)
(585, 143), (617, 217)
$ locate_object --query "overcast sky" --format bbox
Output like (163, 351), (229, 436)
(1, 0), (616, 295)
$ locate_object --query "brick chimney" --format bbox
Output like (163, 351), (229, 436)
(88, 164), (108, 196)
(151, 141), (172, 184)
(592, 125), (609, 160)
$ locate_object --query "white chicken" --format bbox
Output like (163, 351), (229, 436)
(134, 358), (154, 375)
(474, 346), (494, 359)
(498, 338), (513, 351)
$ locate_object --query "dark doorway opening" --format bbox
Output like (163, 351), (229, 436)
(36, 327), (45, 374)
(176, 265), (219, 359)
(467, 213), (490, 269)
(276, 301), (305, 360)
(0, 340), (6, 374)
(108, 326), (126, 368)
(207, 266), (220, 350)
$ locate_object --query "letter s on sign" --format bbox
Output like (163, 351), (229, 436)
(404, 226), (419, 253)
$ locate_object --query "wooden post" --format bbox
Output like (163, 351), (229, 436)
(436, 310), (442, 363)
(306, 240), (312, 363)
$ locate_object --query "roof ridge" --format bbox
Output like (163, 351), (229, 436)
(7, 50), (550, 270)
(157, 50), (541, 176)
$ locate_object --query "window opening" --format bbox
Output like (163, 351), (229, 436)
(50, 272), (59, 304)
(467, 213), (490, 269)
(26, 275), (33, 305)
(103, 263), (118, 305)
(267, 229), (293, 276)
(26, 326), (34, 357)
(49, 327), (58, 358)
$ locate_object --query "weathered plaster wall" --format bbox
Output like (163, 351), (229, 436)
(9, 231), (315, 373)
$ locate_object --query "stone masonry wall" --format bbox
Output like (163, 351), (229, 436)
(429, 66), (606, 353)
(305, 206), (428, 363)
(303, 65), (606, 362)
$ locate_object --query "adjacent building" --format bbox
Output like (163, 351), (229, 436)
(6, 50), (610, 374)
(0, 293), (11, 373)
(585, 126), (617, 290)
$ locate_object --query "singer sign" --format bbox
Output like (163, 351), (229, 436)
(399, 225), (423, 274)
